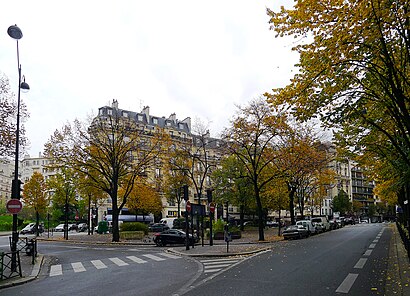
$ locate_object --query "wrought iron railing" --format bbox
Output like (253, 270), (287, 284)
(0, 251), (22, 280)
(397, 222), (410, 259)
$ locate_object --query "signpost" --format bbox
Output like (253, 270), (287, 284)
(209, 202), (215, 246)
(6, 199), (23, 214)
(185, 201), (191, 251)
(186, 201), (191, 213)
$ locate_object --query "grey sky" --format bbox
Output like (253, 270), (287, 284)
(0, 0), (297, 156)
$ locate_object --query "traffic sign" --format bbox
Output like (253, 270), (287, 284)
(186, 201), (191, 212)
(6, 199), (23, 214)
(209, 202), (215, 213)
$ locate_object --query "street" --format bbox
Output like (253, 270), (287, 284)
(1, 223), (394, 295)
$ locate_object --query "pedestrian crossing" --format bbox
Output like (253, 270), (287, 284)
(49, 252), (181, 277)
(199, 258), (241, 273)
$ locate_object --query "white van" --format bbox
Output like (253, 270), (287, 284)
(311, 217), (330, 231)
(296, 220), (317, 235)
(159, 218), (176, 229)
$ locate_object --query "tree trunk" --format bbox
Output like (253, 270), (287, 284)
(289, 185), (296, 225)
(255, 187), (265, 241)
(239, 204), (245, 231)
(111, 187), (120, 242)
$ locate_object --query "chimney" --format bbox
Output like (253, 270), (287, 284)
(112, 99), (118, 109)
(142, 106), (150, 117)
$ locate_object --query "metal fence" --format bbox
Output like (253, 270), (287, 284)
(397, 222), (410, 259)
(0, 251), (22, 280)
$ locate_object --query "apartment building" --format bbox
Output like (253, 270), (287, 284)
(0, 158), (14, 205)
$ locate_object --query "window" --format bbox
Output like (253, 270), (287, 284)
(155, 168), (160, 178)
(123, 112), (128, 117)
(137, 115), (144, 121)
(107, 109), (112, 115)
(153, 118), (158, 124)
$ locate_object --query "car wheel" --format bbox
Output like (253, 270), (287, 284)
(155, 239), (163, 247)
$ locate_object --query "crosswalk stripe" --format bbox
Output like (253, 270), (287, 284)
(204, 263), (233, 269)
(200, 258), (239, 263)
(143, 254), (166, 261)
(91, 260), (107, 269)
(202, 260), (239, 265)
(109, 257), (129, 266)
(71, 262), (86, 273)
(126, 256), (147, 264)
(158, 253), (181, 259)
(204, 269), (222, 273)
(50, 265), (62, 276)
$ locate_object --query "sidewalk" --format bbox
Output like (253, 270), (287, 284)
(1, 225), (409, 293)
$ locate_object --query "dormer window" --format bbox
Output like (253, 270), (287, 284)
(153, 118), (158, 124)
(123, 112), (128, 118)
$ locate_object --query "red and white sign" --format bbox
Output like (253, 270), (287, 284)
(209, 202), (216, 213)
(186, 201), (191, 212)
(6, 199), (23, 214)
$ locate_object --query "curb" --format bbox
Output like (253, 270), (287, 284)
(167, 246), (271, 257)
(0, 254), (44, 290)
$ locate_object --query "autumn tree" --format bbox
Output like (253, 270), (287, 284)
(47, 167), (78, 239)
(22, 172), (48, 236)
(44, 105), (170, 242)
(124, 178), (163, 219)
(162, 150), (192, 218)
(169, 120), (219, 204)
(275, 126), (333, 224)
(267, 1), (410, 225)
(222, 98), (288, 241)
(0, 73), (29, 157)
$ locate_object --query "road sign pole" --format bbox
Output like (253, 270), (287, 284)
(185, 201), (191, 251)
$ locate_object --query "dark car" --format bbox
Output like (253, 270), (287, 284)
(77, 223), (88, 232)
(282, 225), (309, 240)
(153, 229), (198, 247)
(149, 223), (169, 232)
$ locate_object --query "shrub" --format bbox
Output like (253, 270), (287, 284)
(120, 222), (148, 235)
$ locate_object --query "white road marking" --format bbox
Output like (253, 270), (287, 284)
(373, 239), (379, 243)
(354, 258), (367, 269)
(126, 256), (147, 264)
(369, 243), (376, 249)
(91, 260), (107, 269)
(202, 260), (239, 265)
(49, 265), (63, 276)
(203, 263), (233, 269)
(143, 254), (166, 261)
(71, 262), (86, 273)
(204, 268), (222, 273)
(336, 273), (359, 293)
(364, 249), (373, 256)
(109, 257), (129, 266)
(200, 258), (240, 263)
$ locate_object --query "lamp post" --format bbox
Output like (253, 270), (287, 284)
(8, 24), (30, 270)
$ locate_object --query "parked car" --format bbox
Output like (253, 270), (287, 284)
(149, 223), (169, 232)
(312, 222), (324, 233)
(77, 223), (88, 232)
(296, 220), (317, 235)
(54, 224), (65, 232)
(282, 225), (309, 240)
(68, 224), (78, 231)
(20, 223), (36, 234)
(266, 221), (279, 227)
(153, 229), (198, 246)
(159, 218), (177, 229)
(311, 217), (330, 231)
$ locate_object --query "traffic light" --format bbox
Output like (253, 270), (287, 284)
(182, 185), (189, 201)
(11, 179), (23, 199)
(206, 189), (213, 202)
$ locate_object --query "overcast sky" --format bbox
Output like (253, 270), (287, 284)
(1, 0), (297, 157)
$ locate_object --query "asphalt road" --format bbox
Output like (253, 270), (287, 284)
(1, 223), (391, 296)
(181, 223), (390, 296)
(1, 239), (200, 296)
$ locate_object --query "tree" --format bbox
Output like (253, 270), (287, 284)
(332, 190), (351, 215)
(0, 73), (29, 157)
(222, 98), (288, 241)
(162, 147), (192, 218)
(124, 179), (163, 217)
(212, 154), (254, 228)
(266, 1), (410, 223)
(47, 167), (78, 239)
(44, 105), (170, 242)
(22, 172), (48, 235)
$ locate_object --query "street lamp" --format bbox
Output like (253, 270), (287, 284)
(8, 24), (30, 270)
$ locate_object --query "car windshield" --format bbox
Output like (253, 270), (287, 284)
(286, 225), (298, 230)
